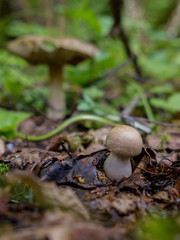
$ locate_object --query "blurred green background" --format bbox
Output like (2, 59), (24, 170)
(0, 0), (180, 119)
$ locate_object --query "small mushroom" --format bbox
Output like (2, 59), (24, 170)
(7, 35), (99, 120)
(104, 125), (143, 181)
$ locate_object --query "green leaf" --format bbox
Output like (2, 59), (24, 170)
(4, 77), (23, 96)
(73, 9), (101, 33)
(0, 108), (31, 139)
(6, 21), (58, 38)
(150, 93), (180, 113)
(167, 93), (180, 112)
(150, 84), (174, 94)
(57, 6), (101, 33)
(83, 86), (104, 99)
(0, 163), (10, 174)
(140, 50), (180, 81)
(98, 16), (113, 36)
(150, 98), (173, 112)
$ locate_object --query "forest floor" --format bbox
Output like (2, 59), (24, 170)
(0, 116), (180, 240)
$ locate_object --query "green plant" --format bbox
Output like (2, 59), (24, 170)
(160, 134), (171, 148)
(137, 215), (180, 240)
(0, 0), (179, 128)
(0, 49), (48, 111)
(150, 93), (180, 114)
(56, 0), (111, 40)
(0, 163), (10, 174)
(10, 182), (34, 204)
(0, 108), (31, 139)
(6, 20), (59, 38)
(16, 114), (119, 141)
(77, 86), (119, 117)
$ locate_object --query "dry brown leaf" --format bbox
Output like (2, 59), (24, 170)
(83, 127), (111, 145)
(95, 192), (145, 217)
(174, 179), (180, 197)
(0, 211), (74, 240)
(7, 171), (90, 220)
(85, 143), (106, 155)
(146, 129), (180, 150)
(153, 185), (176, 203)
(111, 194), (137, 215)
(82, 127), (111, 154)
(0, 221), (128, 240)
(153, 191), (170, 202)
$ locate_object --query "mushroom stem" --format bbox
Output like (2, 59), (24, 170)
(47, 65), (65, 120)
(103, 152), (132, 181)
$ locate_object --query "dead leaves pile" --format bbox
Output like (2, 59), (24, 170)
(0, 127), (180, 239)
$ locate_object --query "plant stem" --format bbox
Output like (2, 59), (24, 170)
(16, 114), (119, 141)
(127, 78), (155, 122)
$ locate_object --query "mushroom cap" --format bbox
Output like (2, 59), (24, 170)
(7, 35), (99, 66)
(106, 125), (143, 158)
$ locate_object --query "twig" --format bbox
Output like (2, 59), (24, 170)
(32, 104), (51, 121)
(122, 114), (180, 132)
(122, 114), (152, 134)
(121, 97), (140, 116)
(109, 0), (143, 78)
(130, 116), (180, 128)
(61, 141), (73, 158)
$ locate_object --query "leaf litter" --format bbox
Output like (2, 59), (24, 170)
(0, 122), (180, 239)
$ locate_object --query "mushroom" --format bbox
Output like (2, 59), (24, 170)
(7, 35), (99, 120)
(104, 125), (143, 181)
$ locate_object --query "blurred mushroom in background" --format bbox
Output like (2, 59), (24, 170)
(7, 35), (99, 120)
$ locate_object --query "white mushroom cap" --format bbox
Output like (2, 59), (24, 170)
(106, 125), (143, 158)
(104, 125), (143, 181)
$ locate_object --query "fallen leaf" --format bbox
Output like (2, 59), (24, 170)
(7, 171), (90, 220)
(153, 191), (170, 202)
(146, 129), (180, 150)
(174, 179), (180, 197)
(111, 194), (137, 215)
